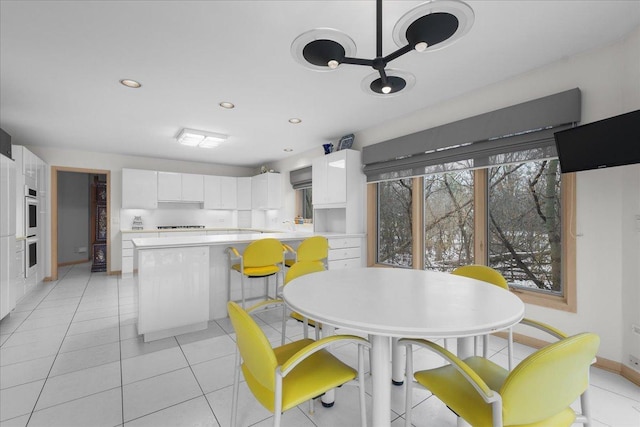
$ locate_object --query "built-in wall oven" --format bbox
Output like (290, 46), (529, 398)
(26, 236), (38, 279)
(25, 185), (38, 237)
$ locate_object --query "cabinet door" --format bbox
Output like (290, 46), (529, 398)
(236, 177), (252, 210)
(122, 169), (158, 209)
(326, 152), (347, 204)
(266, 173), (281, 209)
(220, 177), (237, 209)
(251, 174), (267, 209)
(203, 175), (222, 209)
(157, 172), (182, 201)
(181, 173), (204, 202)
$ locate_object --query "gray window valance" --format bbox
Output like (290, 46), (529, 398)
(363, 88), (581, 182)
(289, 166), (312, 189)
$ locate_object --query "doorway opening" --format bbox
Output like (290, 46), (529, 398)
(51, 167), (110, 281)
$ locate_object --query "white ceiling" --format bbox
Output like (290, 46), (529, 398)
(1, 1), (638, 168)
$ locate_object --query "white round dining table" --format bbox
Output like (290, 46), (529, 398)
(283, 267), (525, 427)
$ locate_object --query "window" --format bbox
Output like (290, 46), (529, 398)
(424, 170), (474, 271)
(297, 187), (313, 221)
(377, 179), (412, 267)
(371, 161), (575, 311)
(488, 159), (562, 293)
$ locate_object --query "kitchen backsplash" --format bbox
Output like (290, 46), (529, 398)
(120, 208), (237, 230)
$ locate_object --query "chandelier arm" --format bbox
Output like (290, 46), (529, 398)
(379, 68), (389, 86)
(383, 44), (414, 64)
(376, 0), (383, 57)
(342, 57), (375, 67)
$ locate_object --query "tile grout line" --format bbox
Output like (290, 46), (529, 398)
(117, 271), (125, 427)
(175, 336), (222, 427)
(24, 264), (94, 425)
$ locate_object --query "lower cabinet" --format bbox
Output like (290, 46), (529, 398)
(121, 232), (158, 277)
(327, 237), (364, 270)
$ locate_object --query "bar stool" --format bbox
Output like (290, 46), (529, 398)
(227, 238), (285, 308)
(283, 236), (329, 268)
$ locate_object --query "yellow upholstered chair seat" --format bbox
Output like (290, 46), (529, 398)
(231, 264), (280, 277)
(401, 321), (599, 427)
(228, 301), (369, 427)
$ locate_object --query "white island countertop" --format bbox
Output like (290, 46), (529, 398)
(131, 231), (364, 249)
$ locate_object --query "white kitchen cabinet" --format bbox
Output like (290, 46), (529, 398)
(327, 236), (364, 270)
(313, 149), (362, 206)
(137, 245), (210, 342)
(158, 172), (204, 202)
(236, 177), (252, 210)
(121, 231), (158, 277)
(122, 168), (158, 209)
(204, 175), (237, 209)
(251, 172), (281, 210)
(181, 173), (204, 202)
(157, 172), (182, 201)
(313, 149), (365, 234)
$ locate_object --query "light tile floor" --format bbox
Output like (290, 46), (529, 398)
(1, 263), (639, 427)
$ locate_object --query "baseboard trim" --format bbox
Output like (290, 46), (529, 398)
(108, 270), (121, 276)
(495, 331), (640, 386)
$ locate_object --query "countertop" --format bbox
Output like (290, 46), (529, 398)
(131, 231), (364, 249)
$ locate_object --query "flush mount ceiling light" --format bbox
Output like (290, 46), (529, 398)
(176, 128), (228, 148)
(219, 101), (235, 109)
(291, 0), (474, 95)
(288, 118), (302, 124)
(119, 79), (142, 88)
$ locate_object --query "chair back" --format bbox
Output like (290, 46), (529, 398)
(500, 332), (600, 425)
(452, 264), (509, 290)
(242, 238), (284, 268)
(227, 301), (278, 392)
(296, 236), (329, 263)
(285, 261), (325, 285)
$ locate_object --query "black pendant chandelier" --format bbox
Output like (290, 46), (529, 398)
(291, 0), (474, 96)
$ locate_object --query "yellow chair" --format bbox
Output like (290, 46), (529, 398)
(283, 236), (329, 268)
(228, 301), (370, 427)
(227, 238), (285, 308)
(451, 264), (515, 368)
(281, 261), (326, 343)
(401, 320), (599, 427)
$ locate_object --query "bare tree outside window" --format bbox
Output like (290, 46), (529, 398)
(377, 179), (413, 267)
(488, 159), (562, 293)
(423, 171), (474, 271)
(301, 187), (313, 220)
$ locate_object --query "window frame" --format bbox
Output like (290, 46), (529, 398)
(367, 171), (577, 312)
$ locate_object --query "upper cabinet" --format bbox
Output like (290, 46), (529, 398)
(157, 172), (204, 203)
(312, 149), (360, 207)
(204, 175), (237, 209)
(122, 168), (158, 209)
(312, 149), (365, 234)
(251, 172), (281, 210)
(236, 177), (252, 210)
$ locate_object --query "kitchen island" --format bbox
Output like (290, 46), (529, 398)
(131, 231), (364, 342)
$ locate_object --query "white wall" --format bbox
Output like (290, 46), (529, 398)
(25, 146), (256, 273)
(269, 27), (640, 366)
(57, 172), (90, 264)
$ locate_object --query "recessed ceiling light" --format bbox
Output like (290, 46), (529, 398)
(284, 148), (294, 152)
(219, 102), (235, 109)
(120, 79), (141, 88)
(288, 118), (302, 124)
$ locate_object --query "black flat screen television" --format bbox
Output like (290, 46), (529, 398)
(553, 109), (640, 173)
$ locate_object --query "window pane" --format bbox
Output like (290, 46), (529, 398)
(424, 171), (474, 271)
(301, 188), (313, 220)
(488, 159), (562, 293)
(377, 179), (412, 267)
